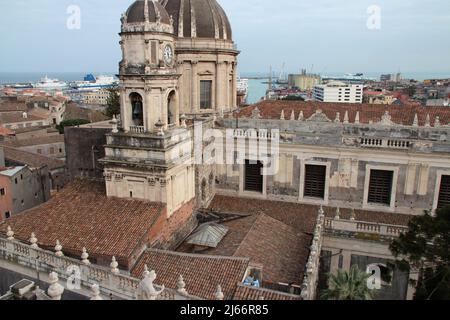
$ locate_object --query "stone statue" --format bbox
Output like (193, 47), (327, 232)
(136, 265), (165, 300)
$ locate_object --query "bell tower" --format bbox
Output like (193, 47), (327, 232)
(119, 0), (179, 133)
(101, 0), (195, 216)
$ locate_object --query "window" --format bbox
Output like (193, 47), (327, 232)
(304, 165), (327, 199)
(5, 212), (11, 219)
(59, 148), (63, 153)
(37, 149), (42, 154)
(21, 200), (24, 206)
(0, 188), (5, 196)
(130, 93), (144, 126)
(200, 80), (212, 109)
(368, 170), (393, 205)
(244, 160), (263, 193)
(50, 147), (55, 154)
(15, 178), (18, 184)
(437, 175), (450, 209)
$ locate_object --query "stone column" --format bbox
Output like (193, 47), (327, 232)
(232, 62), (237, 110)
(144, 87), (151, 132)
(216, 61), (225, 112)
(121, 88), (130, 132)
(191, 61), (199, 112)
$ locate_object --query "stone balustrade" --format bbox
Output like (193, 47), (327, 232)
(300, 206), (325, 300)
(232, 129), (279, 140)
(0, 236), (201, 300)
(129, 125), (145, 134)
(359, 137), (411, 150)
(324, 217), (408, 238)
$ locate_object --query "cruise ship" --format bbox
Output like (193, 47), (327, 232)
(71, 74), (118, 90)
(237, 77), (249, 101)
(33, 76), (68, 89)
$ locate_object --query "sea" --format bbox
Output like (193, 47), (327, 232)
(1, 71), (450, 105)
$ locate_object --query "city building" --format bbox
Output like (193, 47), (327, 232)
(0, 165), (51, 220)
(83, 89), (111, 105)
(2, 135), (65, 160)
(313, 81), (363, 103)
(288, 70), (321, 91)
(1, 0), (450, 301)
(2, 146), (66, 191)
(363, 90), (396, 105)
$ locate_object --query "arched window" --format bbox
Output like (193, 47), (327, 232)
(130, 93), (143, 126)
(167, 90), (177, 126)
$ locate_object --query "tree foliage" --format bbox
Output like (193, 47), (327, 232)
(56, 119), (90, 134)
(105, 87), (121, 119)
(390, 206), (450, 300)
(321, 265), (375, 300)
(281, 95), (305, 101)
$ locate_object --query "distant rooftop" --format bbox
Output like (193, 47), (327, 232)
(0, 166), (25, 177)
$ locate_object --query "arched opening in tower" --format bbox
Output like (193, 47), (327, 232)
(167, 90), (177, 126)
(130, 93), (144, 126)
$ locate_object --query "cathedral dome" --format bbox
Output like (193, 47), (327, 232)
(124, 0), (171, 25)
(161, 0), (233, 40)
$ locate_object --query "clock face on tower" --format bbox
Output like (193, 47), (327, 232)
(163, 44), (173, 65)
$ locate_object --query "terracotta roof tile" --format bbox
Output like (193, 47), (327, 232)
(132, 249), (249, 300)
(233, 284), (301, 300)
(0, 179), (165, 268)
(2, 134), (64, 147)
(208, 195), (411, 228)
(2, 146), (65, 170)
(0, 112), (46, 124)
(233, 100), (450, 126)
(231, 214), (312, 285)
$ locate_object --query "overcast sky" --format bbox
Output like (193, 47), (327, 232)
(1, 0), (449, 74)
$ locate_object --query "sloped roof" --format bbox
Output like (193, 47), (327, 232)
(0, 179), (166, 268)
(233, 100), (450, 126)
(233, 284), (301, 300)
(2, 134), (64, 148)
(132, 249), (249, 300)
(2, 146), (65, 170)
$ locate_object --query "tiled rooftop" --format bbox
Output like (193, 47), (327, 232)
(0, 112), (46, 124)
(2, 146), (65, 170)
(132, 249), (250, 300)
(233, 284), (301, 300)
(233, 100), (450, 126)
(2, 134), (64, 147)
(0, 179), (166, 268)
(208, 195), (412, 228)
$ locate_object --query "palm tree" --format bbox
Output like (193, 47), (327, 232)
(321, 265), (376, 300)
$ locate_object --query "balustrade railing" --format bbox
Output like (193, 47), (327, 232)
(325, 217), (408, 237)
(129, 126), (145, 134)
(360, 137), (411, 150)
(0, 237), (198, 300)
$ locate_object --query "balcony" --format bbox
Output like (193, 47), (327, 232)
(324, 217), (408, 240)
(129, 126), (145, 134)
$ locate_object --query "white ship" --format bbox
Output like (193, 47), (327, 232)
(71, 74), (118, 90)
(33, 76), (68, 89)
(237, 77), (249, 100)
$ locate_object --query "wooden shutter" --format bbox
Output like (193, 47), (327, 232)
(368, 170), (393, 205)
(304, 165), (326, 199)
(245, 160), (263, 193)
(438, 175), (450, 209)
